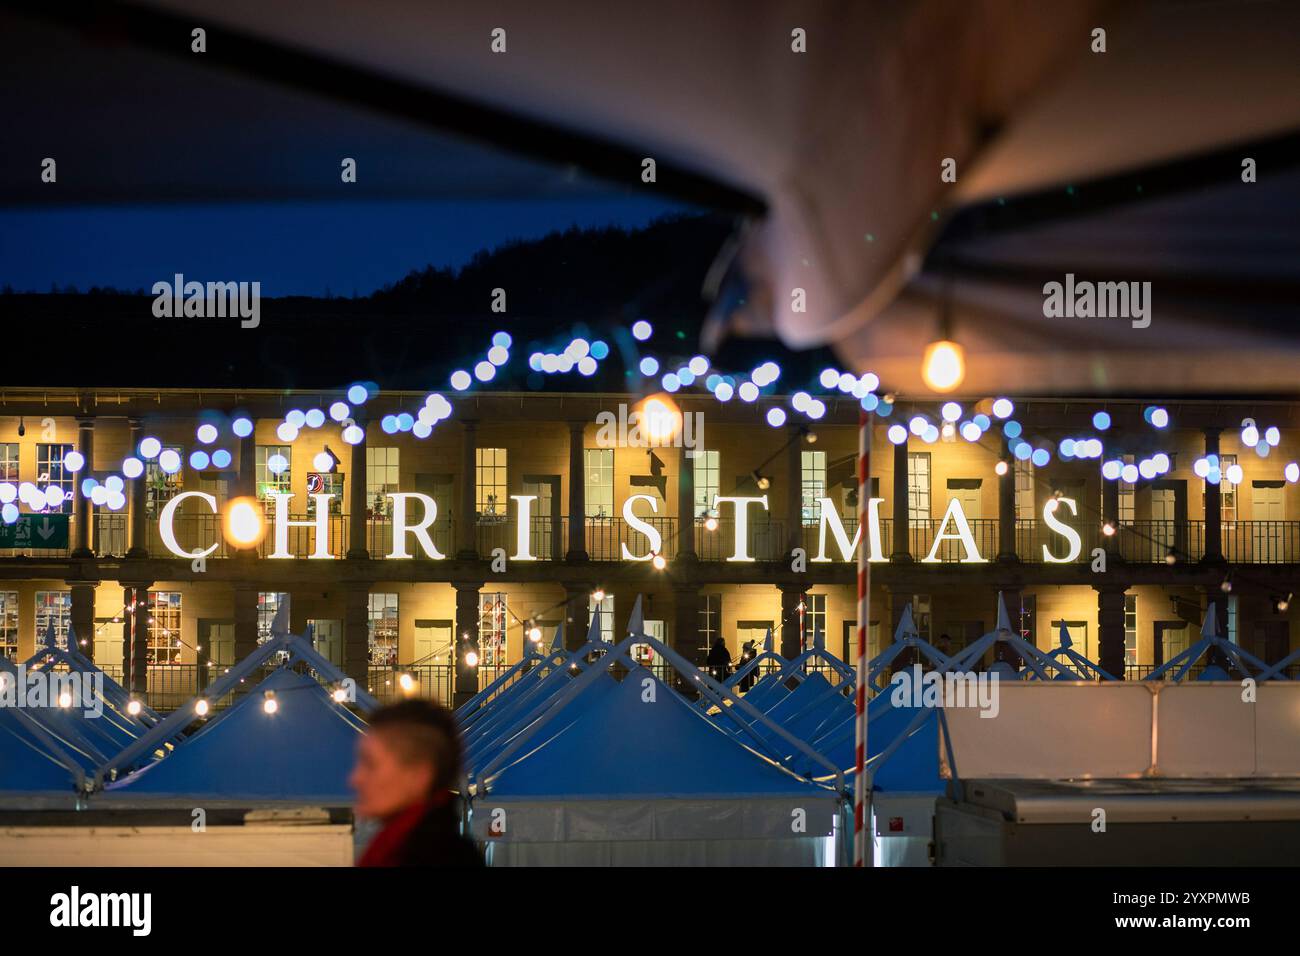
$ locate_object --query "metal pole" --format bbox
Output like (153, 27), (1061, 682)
(854, 408), (874, 867)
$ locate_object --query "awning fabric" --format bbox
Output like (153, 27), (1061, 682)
(0, 706), (81, 793)
(126, 0), (1300, 393)
(473, 668), (838, 847)
(105, 669), (364, 803)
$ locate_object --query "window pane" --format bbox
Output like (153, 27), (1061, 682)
(584, 448), (614, 518)
(476, 448), (507, 522)
(256, 445), (292, 500)
(801, 450), (826, 525)
(693, 449), (719, 517)
(368, 592), (399, 665)
(147, 591), (182, 664)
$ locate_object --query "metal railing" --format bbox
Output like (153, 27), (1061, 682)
(7, 508), (1300, 564)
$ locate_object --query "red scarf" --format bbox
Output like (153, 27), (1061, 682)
(357, 790), (452, 867)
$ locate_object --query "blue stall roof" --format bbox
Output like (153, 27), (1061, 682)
(483, 667), (831, 801)
(0, 705), (83, 794)
(105, 669), (365, 803)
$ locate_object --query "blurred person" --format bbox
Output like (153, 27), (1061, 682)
(351, 699), (483, 867)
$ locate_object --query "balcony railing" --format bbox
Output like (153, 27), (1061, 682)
(6, 508), (1300, 564)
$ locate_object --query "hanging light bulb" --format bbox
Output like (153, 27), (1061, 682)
(263, 691), (278, 714)
(704, 515), (719, 532)
(592, 588), (605, 602)
(195, 698), (210, 716)
(921, 339), (966, 392)
(398, 672), (416, 694)
(1102, 521), (1116, 537)
(651, 553), (667, 570)
(527, 623), (542, 642)
(332, 686), (349, 703)
(465, 649), (480, 668)
(994, 460), (1009, 476)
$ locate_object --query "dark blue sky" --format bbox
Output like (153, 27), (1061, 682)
(0, 197), (688, 296)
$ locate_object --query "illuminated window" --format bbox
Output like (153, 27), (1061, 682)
(588, 592), (615, 643)
(478, 592), (508, 665)
(145, 445), (184, 518)
(476, 448), (508, 523)
(0, 443), (18, 483)
(693, 449), (720, 517)
(1124, 594), (1137, 666)
(907, 453), (931, 522)
(1219, 454), (1238, 524)
(368, 592), (399, 665)
(1119, 454), (1135, 524)
(584, 448), (614, 518)
(1014, 460), (1035, 520)
(256, 591), (289, 645)
(256, 445), (291, 500)
(146, 591), (182, 664)
(34, 590), (70, 650)
(366, 447), (399, 519)
(0, 591), (18, 660)
(305, 472), (343, 516)
(801, 450), (827, 525)
(36, 443), (73, 514)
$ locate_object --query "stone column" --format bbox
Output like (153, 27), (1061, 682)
(457, 421), (478, 559)
(72, 417), (94, 558)
(779, 584), (804, 658)
(672, 585), (701, 665)
(121, 586), (135, 693)
(68, 581), (96, 661)
(891, 440), (911, 561)
(235, 431), (257, 557)
(1097, 585), (1128, 680)
(126, 420), (148, 558)
(997, 460), (1018, 561)
(129, 585), (150, 695)
(346, 418), (369, 559)
(342, 584), (370, 687)
(1102, 473), (1120, 559)
(453, 582), (482, 706)
(1203, 428), (1223, 562)
(677, 446), (696, 559)
(565, 422), (587, 561)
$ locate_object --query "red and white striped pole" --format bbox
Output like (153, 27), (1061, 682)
(854, 407), (873, 867)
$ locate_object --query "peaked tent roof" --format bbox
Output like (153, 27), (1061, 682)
(105, 669), (364, 803)
(482, 666), (832, 801)
(0, 701), (87, 795)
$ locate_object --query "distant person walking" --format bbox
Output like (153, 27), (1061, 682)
(739, 639), (758, 691)
(351, 700), (483, 867)
(706, 636), (732, 683)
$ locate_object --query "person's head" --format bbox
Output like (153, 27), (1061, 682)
(350, 700), (462, 820)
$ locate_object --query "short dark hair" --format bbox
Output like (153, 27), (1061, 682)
(368, 700), (463, 793)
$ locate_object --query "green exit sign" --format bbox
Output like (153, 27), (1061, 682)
(0, 514), (70, 549)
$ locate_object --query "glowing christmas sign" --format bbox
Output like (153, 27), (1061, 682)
(157, 492), (1082, 563)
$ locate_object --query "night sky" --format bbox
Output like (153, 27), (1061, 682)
(0, 196), (689, 296)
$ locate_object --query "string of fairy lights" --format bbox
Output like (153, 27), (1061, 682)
(1, 317), (1296, 528)
(6, 318), (1296, 704)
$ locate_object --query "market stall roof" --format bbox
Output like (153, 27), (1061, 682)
(11, 0), (1297, 393)
(0, 674), (87, 797)
(103, 668), (365, 803)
